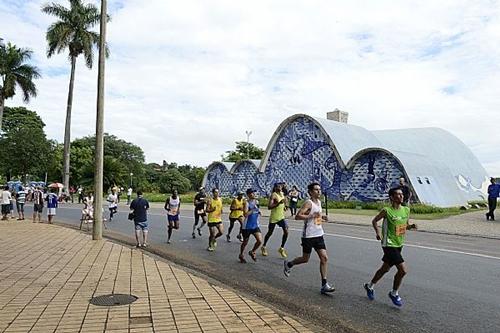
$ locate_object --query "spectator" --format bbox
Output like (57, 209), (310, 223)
(127, 187), (132, 205)
(16, 186), (26, 220)
(130, 190), (150, 248)
(46, 189), (58, 224)
(32, 186), (44, 223)
(398, 177), (412, 206)
(486, 178), (500, 221)
(1, 186), (12, 220)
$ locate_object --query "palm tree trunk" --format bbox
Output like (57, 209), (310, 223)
(63, 56), (76, 190)
(0, 93), (4, 130)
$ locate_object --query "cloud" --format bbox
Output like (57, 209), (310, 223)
(1, 0), (500, 175)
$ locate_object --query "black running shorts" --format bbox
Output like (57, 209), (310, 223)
(242, 228), (261, 239)
(382, 246), (404, 266)
(301, 236), (326, 254)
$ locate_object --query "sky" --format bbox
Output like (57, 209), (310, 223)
(1, 0), (500, 174)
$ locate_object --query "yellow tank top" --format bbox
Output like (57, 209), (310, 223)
(229, 197), (245, 218)
(270, 192), (285, 223)
(208, 197), (223, 222)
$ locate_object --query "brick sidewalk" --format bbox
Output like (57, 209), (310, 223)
(0, 222), (314, 333)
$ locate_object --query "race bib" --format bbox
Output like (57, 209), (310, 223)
(214, 211), (221, 219)
(196, 209), (205, 214)
(395, 224), (406, 236)
(169, 207), (178, 215)
(314, 216), (323, 225)
(291, 198), (298, 202)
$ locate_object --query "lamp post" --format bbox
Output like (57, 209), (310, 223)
(92, 0), (107, 241)
(130, 172), (133, 188)
(245, 130), (252, 160)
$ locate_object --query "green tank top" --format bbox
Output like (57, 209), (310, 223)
(381, 206), (410, 248)
(269, 192), (285, 223)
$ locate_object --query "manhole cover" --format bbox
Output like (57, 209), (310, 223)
(90, 294), (138, 306)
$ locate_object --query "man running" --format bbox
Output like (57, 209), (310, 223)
(261, 183), (289, 258)
(227, 191), (244, 242)
(130, 190), (150, 248)
(283, 182), (335, 294)
(32, 186), (44, 223)
(206, 188), (224, 251)
(165, 189), (181, 244)
(239, 188), (262, 263)
(193, 187), (208, 238)
(107, 188), (118, 221)
(363, 187), (417, 307)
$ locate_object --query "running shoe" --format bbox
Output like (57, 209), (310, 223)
(321, 283), (335, 294)
(388, 292), (403, 307)
(167, 240), (171, 244)
(248, 251), (257, 262)
(261, 246), (268, 256)
(213, 240), (217, 249)
(278, 247), (288, 258)
(364, 283), (375, 300)
(226, 234), (231, 242)
(239, 254), (247, 263)
(192, 232), (196, 239)
(283, 261), (291, 277)
(207, 246), (214, 252)
(197, 228), (202, 236)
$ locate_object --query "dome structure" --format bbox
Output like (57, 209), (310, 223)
(203, 114), (489, 207)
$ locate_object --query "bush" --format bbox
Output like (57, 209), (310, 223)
(158, 169), (191, 194)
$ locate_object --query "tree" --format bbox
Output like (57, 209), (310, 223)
(0, 42), (41, 129)
(222, 141), (265, 162)
(158, 169), (191, 194)
(0, 107), (51, 180)
(42, 0), (110, 191)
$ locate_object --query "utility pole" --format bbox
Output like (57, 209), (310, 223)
(93, 0), (107, 240)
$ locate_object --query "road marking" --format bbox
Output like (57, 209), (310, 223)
(287, 227), (500, 261)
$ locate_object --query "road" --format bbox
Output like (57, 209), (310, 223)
(46, 203), (500, 332)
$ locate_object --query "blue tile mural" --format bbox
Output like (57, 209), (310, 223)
(204, 117), (406, 201)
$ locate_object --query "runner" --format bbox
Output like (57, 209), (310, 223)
(165, 189), (181, 244)
(32, 186), (44, 223)
(261, 183), (289, 258)
(227, 191), (244, 242)
(238, 189), (262, 263)
(46, 189), (58, 224)
(206, 188), (224, 251)
(363, 187), (417, 307)
(283, 182), (335, 294)
(192, 187), (208, 239)
(15, 186), (26, 220)
(107, 189), (118, 221)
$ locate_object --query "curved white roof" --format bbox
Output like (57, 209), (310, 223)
(260, 114), (488, 206)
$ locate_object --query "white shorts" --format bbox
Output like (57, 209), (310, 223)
(48, 208), (57, 216)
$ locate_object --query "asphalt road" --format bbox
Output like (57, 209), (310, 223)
(42, 203), (500, 332)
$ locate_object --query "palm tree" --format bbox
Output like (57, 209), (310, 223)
(0, 42), (41, 130)
(42, 0), (109, 190)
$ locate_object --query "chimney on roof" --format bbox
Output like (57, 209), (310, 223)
(327, 109), (349, 123)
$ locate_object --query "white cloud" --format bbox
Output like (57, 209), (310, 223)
(1, 0), (500, 175)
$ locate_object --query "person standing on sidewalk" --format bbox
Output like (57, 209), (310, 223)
(1, 186), (11, 220)
(32, 186), (44, 223)
(165, 189), (181, 244)
(363, 187), (417, 307)
(398, 177), (412, 206)
(192, 187), (208, 239)
(77, 186), (83, 204)
(46, 189), (58, 224)
(283, 182), (335, 295)
(261, 183), (289, 258)
(16, 186), (26, 220)
(227, 191), (244, 242)
(486, 178), (500, 221)
(238, 188), (263, 263)
(288, 185), (300, 216)
(127, 187), (132, 205)
(206, 188), (224, 251)
(107, 189), (118, 221)
(130, 190), (150, 248)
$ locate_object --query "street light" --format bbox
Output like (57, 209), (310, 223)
(130, 172), (133, 187)
(245, 130), (252, 160)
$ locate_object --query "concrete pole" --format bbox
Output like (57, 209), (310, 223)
(93, 0), (107, 240)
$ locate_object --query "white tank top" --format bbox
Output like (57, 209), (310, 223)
(302, 199), (324, 238)
(168, 197), (180, 216)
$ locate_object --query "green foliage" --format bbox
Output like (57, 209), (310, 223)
(0, 42), (41, 128)
(0, 107), (51, 180)
(222, 141), (265, 162)
(158, 169), (191, 194)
